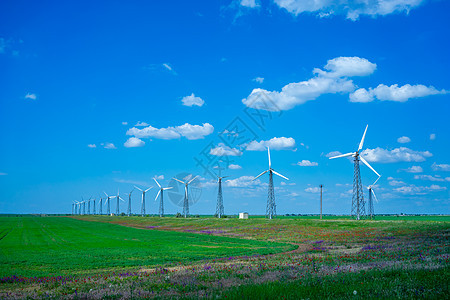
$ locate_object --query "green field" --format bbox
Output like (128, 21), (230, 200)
(0, 215), (448, 299)
(0, 216), (293, 278)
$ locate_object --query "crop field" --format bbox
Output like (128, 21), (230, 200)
(0, 215), (449, 299)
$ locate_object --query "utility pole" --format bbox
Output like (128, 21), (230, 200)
(320, 184), (323, 220)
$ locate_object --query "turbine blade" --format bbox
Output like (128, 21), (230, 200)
(187, 175), (199, 185)
(154, 190), (161, 202)
(153, 178), (161, 188)
(268, 147), (271, 169)
(372, 175), (381, 186)
(103, 191), (109, 197)
(328, 152), (355, 160)
(360, 156), (380, 177)
(372, 189), (379, 203)
(145, 187), (152, 192)
(253, 170), (268, 181)
(358, 124), (368, 151)
(134, 186), (143, 192)
(221, 176), (230, 179)
(163, 187), (173, 190)
(272, 169), (289, 180)
(173, 177), (185, 184)
(119, 197), (125, 202)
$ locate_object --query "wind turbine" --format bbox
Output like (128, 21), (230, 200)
(115, 189), (125, 215)
(173, 175), (199, 218)
(72, 202), (74, 215)
(81, 198), (86, 215)
(154, 178), (173, 217)
(92, 198), (96, 215)
(104, 192), (116, 215)
(367, 176), (381, 220)
(134, 186), (152, 216)
(99, 196), (103, 215)
(87, 197), (91, 215)
(329, 125), (380, 220)
(127, 189), (134, 216)
(252, 147), (289, 219)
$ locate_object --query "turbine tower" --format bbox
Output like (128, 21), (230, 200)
(367, 176), (381, 220)
(82, 199), (86, 215)
(215, 173), (228, 218)
(72, 203), (74, 215)
(115, 189), (124, 215)
(127, 189), (134, 216)
(93, 198), (96, 215)
(87, 198), (91, 215)
(173, 175), (199, 218)
(154, 178), (173, 217)
(329, 125), (380, 220)
(104, 192), (116, 215)
(99, 197), (103, 215)
(135, 186), (152, 216)
(252, 147), (289, 219)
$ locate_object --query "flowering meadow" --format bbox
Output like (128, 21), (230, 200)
(0, 215), (448, 298)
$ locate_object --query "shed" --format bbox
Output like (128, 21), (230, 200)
(239, 212), (249, 219)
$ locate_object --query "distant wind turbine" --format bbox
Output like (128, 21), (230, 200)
(173, 175), (199, 218)
(134, 186), (152, 216)
(154, 178), (173, 217)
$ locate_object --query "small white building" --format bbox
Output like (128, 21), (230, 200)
(239, 212), (249, 219)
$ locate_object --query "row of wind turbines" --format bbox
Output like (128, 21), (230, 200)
(72, 124), (381, 220)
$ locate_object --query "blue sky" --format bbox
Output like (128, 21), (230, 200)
(1, 0), (449, 215)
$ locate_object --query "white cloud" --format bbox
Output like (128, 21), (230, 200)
(87, 144), (97, 148)
(253, 77), (264, 83)
(104, 143), (117, 149)
(389, 180), (406, 186)
(287, 192), (300, 197)
(397, 136), (411, 143)
(326, 151), (342, 158)
(242, 57), (375, 111)
(274, 0), (426, 21)
(414, 175), (445, 182)
(126, 123), (214, 140)
(361, 147), (432, 163)
(394, 184), (447, 195)
(181, 93), (205, 107)
(224, 176), (262, 188)
(296, 160), (318, 167)
(25, 93), (37, 100)
(349, 84), (447, 103)
(402, 166), (423, 173)
(210, 143), (243, 156)
(246, 137), (296, 151)
(240, 0), (260, 8)
(431, 163), (450, 172)
(122, 122), (128, 125)
(305, 187), (320, 193)
(229, 164), (242, 169)
(430, 133), (436, 140)
(135, 121), (149, 127)
(124, 137), (145, 148)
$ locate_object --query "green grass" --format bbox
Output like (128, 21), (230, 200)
(0, 216), (293, 278)
(218, 266), (450, 299)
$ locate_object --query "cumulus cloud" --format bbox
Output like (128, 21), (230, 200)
(305, 187), (320, 193)
(349, 84), (447, 103)
(240, 0), (260, 8)
(253, 77), (264, 83)
(104, 143), (117, 149)
(124, 137), (145, 148)
(397, 136), (411, 143)
(401, 166), (423, 173)
(414, 175), (445, 182)
(242, 57), (375, 111)
(431, 163), (450, 172)
(430, 133), (436, 140)
(25, 93), (37, 100)
(246, 137), (296, 151)
(296, 160), (318, 167)
(122, 122), (128, 125)
(87, 144), (97, 148)
(389, 180), (406, 186)
(181, 93), (205, 107)
(229, 164), (242, 169)
(224, 176), (262, 188)
(274, 0), (426, 21)
(361, 147), (432, 163)
(210, 143), (243, 156)
(126, 123), (214, 140)
(135, 121), (149, 127)
(394, 184), (447, 195)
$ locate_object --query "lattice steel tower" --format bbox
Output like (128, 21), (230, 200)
(351, 155), (365, 220)
(215, 177), (224, 218)
(266, 170), (276, 219)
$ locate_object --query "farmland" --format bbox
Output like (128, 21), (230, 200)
(0, 215), (449, 299)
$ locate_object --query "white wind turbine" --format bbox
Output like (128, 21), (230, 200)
(115, 189), (125, 215)
(134, 186), (152, 216)
(329, 124), (380, 220)
(154, 178), (173, 218)
(172, 175), (199, 218)
(103, 192), (116, 215)
(367, 175), (381, 220)
(252, 147), (289, 219)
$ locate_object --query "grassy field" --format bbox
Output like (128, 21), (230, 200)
(0, 215), (448, 299)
